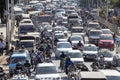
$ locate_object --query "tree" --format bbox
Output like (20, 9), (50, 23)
(0, 0), (18, 23)
(111, 0), (120, 8)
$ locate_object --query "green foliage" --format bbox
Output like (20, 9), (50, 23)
(111, 0), (120, 8)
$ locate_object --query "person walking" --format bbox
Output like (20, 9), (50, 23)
(0, 39), (5, 56)
(0, 32), (4, 40)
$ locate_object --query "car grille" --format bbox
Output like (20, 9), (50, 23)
(39, 77), (60, 80)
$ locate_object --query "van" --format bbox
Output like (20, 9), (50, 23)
(14, 7), (24, 19)
(80, 72), (107, 80)
(99, 70), (120, 80)
(18, 23), (36, 34)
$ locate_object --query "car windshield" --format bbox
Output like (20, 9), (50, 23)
(88, 24), (99, 28)
(36, 66), (57, 74)
(102, 30), (111, 34)
(67, 53), (82, 58)
(107, 76), (120, 80)
(56, 35), (65, 39)
(71, 37), (83, 41)
(21, 42), (34, 48)
(84, 46), (97, 51)
(99, 52), (113, 57)
(72, 28), (84, 33)
(10, 57), (26, 63)
(100, 36), (113, 40)
(57, 43), (71, 48)
(90, 31), (102, 36)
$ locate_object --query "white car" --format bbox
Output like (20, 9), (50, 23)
(69, 35), (84, 47)
(83, 44), (98, 60)
(55, 42), (72, 59)
(67, 50), (84, 64)
(54, 33), (67, 42)
(35, 63), (61, 80)
(71, 27), (85, 37)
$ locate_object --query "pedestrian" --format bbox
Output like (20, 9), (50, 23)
(0, 39), (5, 56)
(0, 32), (4, 40)
(113, 33), (116, 42)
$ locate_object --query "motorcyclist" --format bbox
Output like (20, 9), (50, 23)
(24, 60), (31, 76)
(60, 52), (66, 71)
(65, 56), (73, 74)
(15, 61), (24, 74)
(77, 41), (83, 50)
(91, 58), (99, 71)
(98, 55), (105, 69)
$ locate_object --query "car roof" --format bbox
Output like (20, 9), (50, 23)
(37, 63), (55, 67)
(11, 52), (27, 57)
(99, 70), (120, 76)
(20, 40), (35, 42)
(55, 33), (64, 35)
(68, 50), (81, 53)
(80, 72), (106, 79)
(57, 42), (70, 44)
(72, 27), (83, 29)
(90, 29), (102, 32)
(70, 35), (83, 37)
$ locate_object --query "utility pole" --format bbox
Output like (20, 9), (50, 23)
(6, 0), (10, 51)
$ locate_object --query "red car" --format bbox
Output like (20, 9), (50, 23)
(98, 34), (114, 50)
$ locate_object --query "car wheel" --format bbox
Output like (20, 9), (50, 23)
(9, 73), (13, 77)
(110, 48), (114, 51)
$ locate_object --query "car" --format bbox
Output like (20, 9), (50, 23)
(55, 42), (72, 59)
(83, 44), (98, 60)
(113, 53), (120, 72)
(71, 26), (85, 37)
(88, 29), (102, 45)
(66, 50), (84, 69)
(54, 33), (67, 42)
(98, 49), (114, 68)
(9, 50), (31, 77)
(99, 70), (120, 80)
(35, 63), (61, 80)
(87, 21), (100, 35)
(80, 72), (107, 80)
(98, 34), (114, 50)
(20, 40), (36, 51)
(69, 35), (84, 47)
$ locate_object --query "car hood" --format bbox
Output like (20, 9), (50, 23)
(71, 58), (84, 62)
(83, 51), (98, 54)
(35, 74), (60, 79)
(99, 40), (114, 43)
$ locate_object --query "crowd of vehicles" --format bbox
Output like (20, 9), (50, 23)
(1, 0), (120, 80)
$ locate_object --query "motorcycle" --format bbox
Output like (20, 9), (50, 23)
(67, 65), (79, 80)
(24, 67), (31, 77)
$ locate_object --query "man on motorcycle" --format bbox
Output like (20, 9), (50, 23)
(91, 58), (99, 71)
(24, 60), (31, 76)
(98, 55), (105, 69)
(15, 61), (24, 74)
(65, 56), (73, 74)
(60, 52), (66, 71)
(77, 41), (83, 50)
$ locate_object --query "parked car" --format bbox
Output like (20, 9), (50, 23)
(98, 34), (114, 50)
(83, 44), (98, 60)
(35, 63), (61, 80)
(55, 42), (72, 59)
